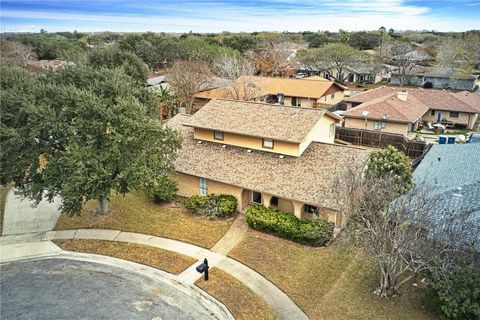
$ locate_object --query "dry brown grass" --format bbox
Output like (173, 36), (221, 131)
(54, 239), (196, 275)
(196, 267), (279, 320)
(55, 192), (233, 248)
(229, 230), (436, 320)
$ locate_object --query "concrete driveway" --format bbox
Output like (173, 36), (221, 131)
(2, 189), (62, 236)
(1, 258), (229, 320)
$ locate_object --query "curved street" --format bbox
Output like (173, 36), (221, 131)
(1, 258), (231, 320)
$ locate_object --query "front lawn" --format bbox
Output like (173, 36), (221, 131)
(196, 268), (278, 320)
(55, 192), (233, 248)
(55, 239), (196, 275)
(229, 230), (436, 320)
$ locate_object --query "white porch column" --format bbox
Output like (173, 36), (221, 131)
(292, 200), (304, 219)
(262, 194), (272, 208)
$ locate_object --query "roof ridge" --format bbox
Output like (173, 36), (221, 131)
(387, 93), (427, 120)
(213, 98), (327, 112)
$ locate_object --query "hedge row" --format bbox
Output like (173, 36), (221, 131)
(185, 194), (237, 218)
(245, 204), (334, 246)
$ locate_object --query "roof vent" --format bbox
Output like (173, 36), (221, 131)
(396, 91), (408, 101)
(279, 155), (285, 159)
(246, 149), (252, 153)
(197, 140), (203, 144)
(222, 144), (227, 148)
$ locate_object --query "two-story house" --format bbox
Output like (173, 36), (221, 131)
(195, 76), (347, 110)
(167, 99), (369, 227)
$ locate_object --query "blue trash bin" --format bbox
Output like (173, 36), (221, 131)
(439, 136), (447, 144)
(447, 136), (456, 144)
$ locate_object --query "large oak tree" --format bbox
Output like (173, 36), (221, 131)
(0, 65), (181, 215)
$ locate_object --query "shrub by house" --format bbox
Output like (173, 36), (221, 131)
(185, 194), (237, 218)
(245, 204), (334, 246)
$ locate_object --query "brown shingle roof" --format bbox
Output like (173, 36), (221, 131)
(347, 87), (478, 113)
(168, 114), (369, 210)
(187, 99), (336, 143)
(343, 92), (429, 123)
(453, 91), (480, 113)
(196, 76), (346, 100)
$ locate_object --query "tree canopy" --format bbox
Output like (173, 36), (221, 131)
(297, 43), (374, 83)
(366, 145), (413, 192)
(0, 65), (181, 215)
(87, 46), (148, 84)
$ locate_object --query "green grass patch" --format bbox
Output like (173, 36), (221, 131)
(55, 192), (233, 248)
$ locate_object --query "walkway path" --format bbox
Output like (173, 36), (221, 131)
(0, 228), (308, 320)
(2, 188), (62, 236)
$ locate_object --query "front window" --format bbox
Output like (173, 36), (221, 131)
(329, 123), (335, 137)
(199, 178), (208, 195)
(304, 204), (319, 215)
(291, 96), (301, 107)
(331, 93), (335, 99)
(270, 196), (278, 207)
(252, 191), (262, 204)
(214, 131), (224, 140)
(430, 109), (435, 116)
(262, 138), (274, 149)
(449, 112), (459, 118)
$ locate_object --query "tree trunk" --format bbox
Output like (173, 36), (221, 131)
(376, 263), (396, 297)
(96, 198), (109, 215)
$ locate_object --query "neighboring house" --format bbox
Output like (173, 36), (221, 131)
(167, 99), (369, 227)
(342, 87), (480, 137)
(195, 76), (347, 109)
(390, 69), (479, 91)
(317, 64), (386, 84)
(413, 144), (480, 247)
(146, 73), (169, 90)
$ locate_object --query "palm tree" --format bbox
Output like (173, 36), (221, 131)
(154, 87), (177, 119)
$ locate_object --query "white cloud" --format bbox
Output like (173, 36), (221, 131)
(1, 0), (478, 32)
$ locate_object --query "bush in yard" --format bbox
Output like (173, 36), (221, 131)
(421, 265), (480, 320)
(184, 194), (237, 218)
(146, 177), (178, 203)
(245, 204), (334, 246)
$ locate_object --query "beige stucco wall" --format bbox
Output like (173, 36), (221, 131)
(299, 116), (336, 154)
(282, 96), (315, 108)
(422, 110), (477, 129)
(194, 128), (301, 156)
(176, 172), (345, 226)
(344, 118), (410, 136)
(175, 172), (244, 206)
(319, 91), (345, 105)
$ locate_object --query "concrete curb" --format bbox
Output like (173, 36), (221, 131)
(0, 229), (309, 320)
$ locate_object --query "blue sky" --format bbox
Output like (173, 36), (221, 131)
(1, 0), (479, 33)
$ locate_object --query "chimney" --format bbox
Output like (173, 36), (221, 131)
(396, 91), (408, 101)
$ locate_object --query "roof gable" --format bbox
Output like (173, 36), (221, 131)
(187, 99), (330, 143)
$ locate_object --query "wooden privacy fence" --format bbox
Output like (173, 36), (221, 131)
(335, 127), (428, 158)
